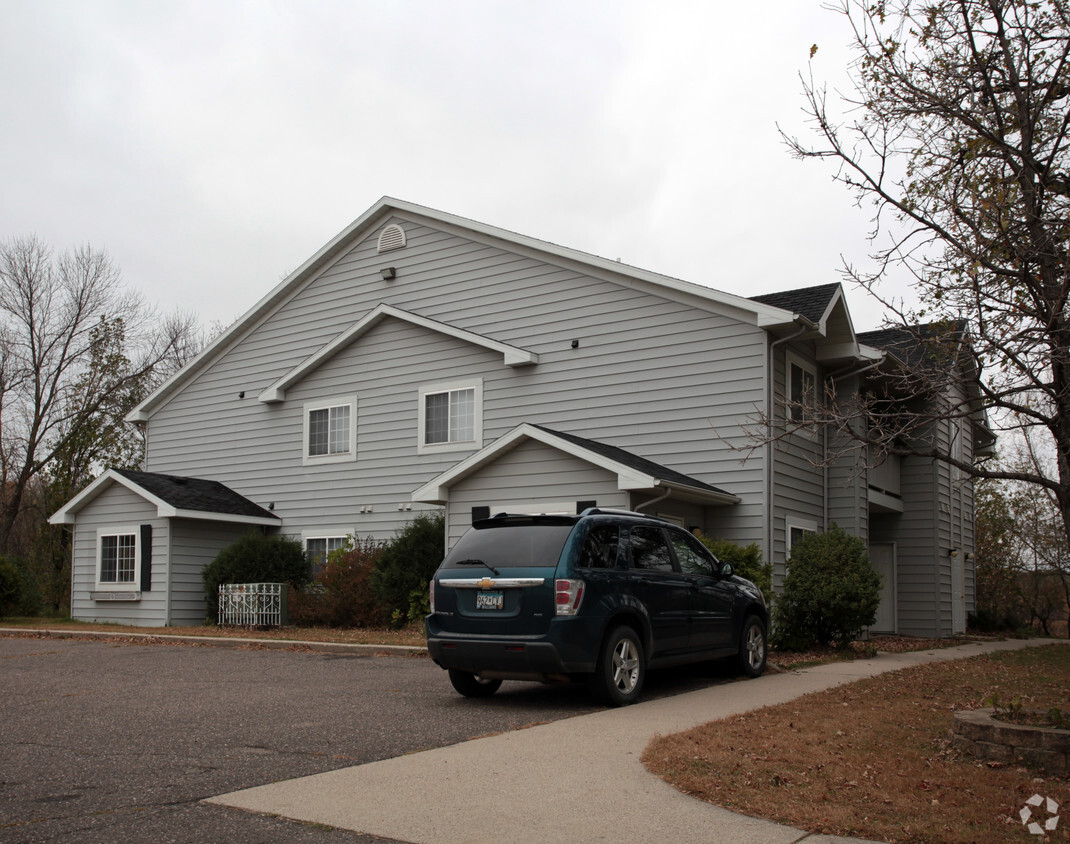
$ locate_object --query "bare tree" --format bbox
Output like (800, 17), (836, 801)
(778, 0), (1070, 541)
(0, 236), (197, 555)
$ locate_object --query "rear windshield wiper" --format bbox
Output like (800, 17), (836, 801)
(452, 558), (501, 576)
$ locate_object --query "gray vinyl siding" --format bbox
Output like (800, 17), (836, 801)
(770, 342), (825, 581)
(887, 452), (942, 637)
(144, 217), (768, 548)
(70, 485), (169, 627)
(444, 440), (629, 548)
(169, 520), (256, 625)
(827, 376), (869, 541)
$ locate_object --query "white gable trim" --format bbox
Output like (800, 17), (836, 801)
(258, 304), (537, 404)
(48, 469), (280, 527)
(127, 197), (800, 422)
(411, 423), (739, 506)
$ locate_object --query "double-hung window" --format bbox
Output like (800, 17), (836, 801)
(306, 536), (348, 580)
(97, 527), (140, 590)
(418, 379), (482, 453)
(786, 353), (817, 424)
(303, 397), (357, 465)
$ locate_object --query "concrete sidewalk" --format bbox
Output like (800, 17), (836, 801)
(207, 638), (1065, 844)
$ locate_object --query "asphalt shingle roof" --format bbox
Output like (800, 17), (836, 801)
(113, 469), (279, 520)
(749, 283), (841, 325)
(532, 426), (734, 498)
(858, 321), (965, 368)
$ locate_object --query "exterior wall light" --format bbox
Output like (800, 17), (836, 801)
(380, 267), (397, 281)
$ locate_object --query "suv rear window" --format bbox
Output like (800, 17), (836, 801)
(442, 522), (575, 569)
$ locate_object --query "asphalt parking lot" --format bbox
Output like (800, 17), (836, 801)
(1, 634), (726, 843)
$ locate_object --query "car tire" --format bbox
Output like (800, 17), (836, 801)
(736, 615), (767, 678)
(448, 669), (502, 698)
(589, 625), (645, 706)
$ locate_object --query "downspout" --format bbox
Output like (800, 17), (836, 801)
(633, 486), (671, 513)
(766, 317), (817, 572)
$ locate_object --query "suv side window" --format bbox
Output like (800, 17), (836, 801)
(577, 524), (621, 569)
(628, 525), (676, 573)
(668, 530), (715, 576)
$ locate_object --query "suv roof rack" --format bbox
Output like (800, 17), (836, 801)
(579, 507), (669, 521)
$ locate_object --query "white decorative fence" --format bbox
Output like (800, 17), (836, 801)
(218, 582), (288, 627)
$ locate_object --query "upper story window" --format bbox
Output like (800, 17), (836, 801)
(786, 352), (818, 424)
(303, 397), (357, 466)
(418, 379), (482, 454)
(97, 527), (140, 590)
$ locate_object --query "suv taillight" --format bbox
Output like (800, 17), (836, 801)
(429, 579), (435, 614)
(554, 579), (585, 616)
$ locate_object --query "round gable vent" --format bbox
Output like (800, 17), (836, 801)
(377, 224), (406, 253)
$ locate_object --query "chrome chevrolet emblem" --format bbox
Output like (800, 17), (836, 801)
(476, 578), (496, 589)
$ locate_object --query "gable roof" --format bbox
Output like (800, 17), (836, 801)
(411, 423), (739, 507)
(49, 469), (281, 526)
(258, 303), (538, 404)
(857, 322), (968, 368)
(749, 283), (842, 327)
(127, 197), (812, 423)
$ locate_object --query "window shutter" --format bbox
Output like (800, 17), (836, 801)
(576, 500), (597, 513)
(471, 506), (490, 522)
(140, 525), (152, 591)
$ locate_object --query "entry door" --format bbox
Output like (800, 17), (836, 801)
(870, 543), (896, 634)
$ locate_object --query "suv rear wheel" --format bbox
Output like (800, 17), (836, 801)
(589, 625), (645, 706)
(448, 669), (503, 698)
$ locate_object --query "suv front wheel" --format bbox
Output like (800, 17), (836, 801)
(589, 625), (645, 706)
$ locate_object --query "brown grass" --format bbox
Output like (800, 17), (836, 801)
(643, 645), (1070, 843)
(0, 617), (426, 647)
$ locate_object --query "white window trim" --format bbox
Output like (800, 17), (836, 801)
(417, 378), (483, 455)
(302, 396), (357, 466)
(785, 350), (818, 428)
(301, 531), (352, 574)
(786, 517), (818, 562)
(300, 530), (353, 552)
(95, 526), (141, 591)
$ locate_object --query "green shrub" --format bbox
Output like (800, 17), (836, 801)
(0, 557), (21, 619)
(370, 511), (445, 625)
(289, 537), (387, 628)
(772, 524), (882, 650)
(202, 532), (310, 622)
(968, 607), (1024, 633)
(697, 536), (772, 600)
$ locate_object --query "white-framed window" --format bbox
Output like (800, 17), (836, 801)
(304, 534), (349, 580)
(785, 351), (818, 424)
(96, 527), (140, 590)
(302, 396), (357, 466)
(418, 379), (482, 454)
(786, 517), (818, 565)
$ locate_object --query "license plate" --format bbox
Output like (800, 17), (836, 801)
(475, 591), (503, 610)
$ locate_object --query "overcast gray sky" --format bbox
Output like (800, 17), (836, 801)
(0, 1), (911, 334)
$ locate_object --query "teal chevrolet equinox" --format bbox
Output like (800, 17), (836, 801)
(426, 509), (768, 706)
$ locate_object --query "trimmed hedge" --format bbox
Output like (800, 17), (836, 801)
(773, 524), (882, 650)
(370, 511), (446, 625)
(202, 532), (310, 622)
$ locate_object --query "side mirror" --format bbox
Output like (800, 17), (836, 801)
(719, 561), (734, 578)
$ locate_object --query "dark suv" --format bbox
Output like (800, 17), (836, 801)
(425, 508), (768, 706)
